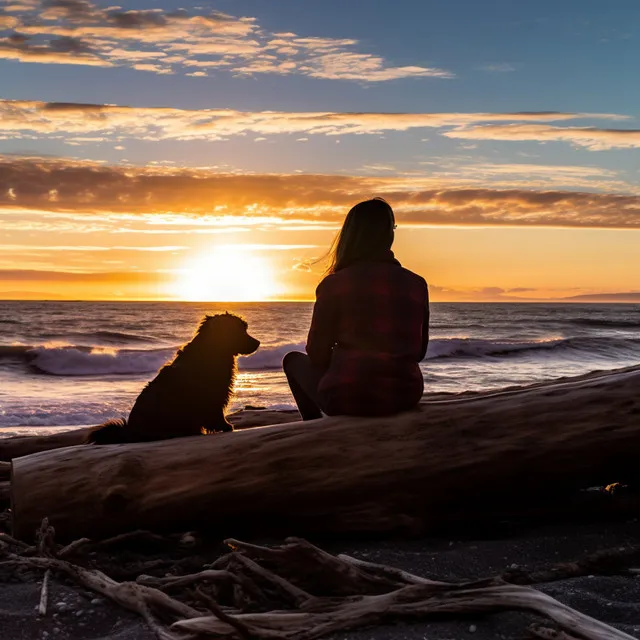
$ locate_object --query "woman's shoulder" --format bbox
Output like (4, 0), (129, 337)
(317, 264), (428, 295)
(397, 265), (428, 289)
(315, 272), (338, 295)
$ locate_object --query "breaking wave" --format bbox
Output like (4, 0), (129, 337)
(1, 336), (639, 377)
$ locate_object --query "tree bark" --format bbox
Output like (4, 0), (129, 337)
(0, 426), (100, 462)
(0, 410), (300, 461)
(10, 365), (640, 542)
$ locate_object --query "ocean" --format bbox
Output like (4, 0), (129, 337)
(0, 301), (639, 434)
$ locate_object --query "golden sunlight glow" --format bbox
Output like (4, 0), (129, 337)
(173, 246), (279, 302)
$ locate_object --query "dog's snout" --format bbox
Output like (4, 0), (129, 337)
(239, 336), (260, 355)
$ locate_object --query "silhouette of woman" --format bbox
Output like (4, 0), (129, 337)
(283, 198), (429, 420)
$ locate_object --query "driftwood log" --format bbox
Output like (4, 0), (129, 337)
(0, 410), (300, 462)
(0, 426), (98, 462)
(9, 365), (640, 542)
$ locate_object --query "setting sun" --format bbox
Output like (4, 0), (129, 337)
(173, 247), (279, 302)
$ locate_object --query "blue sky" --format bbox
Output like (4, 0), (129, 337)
(1, 0), (639, 300)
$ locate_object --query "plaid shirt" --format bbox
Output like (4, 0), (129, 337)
(306, 251), (429, 416)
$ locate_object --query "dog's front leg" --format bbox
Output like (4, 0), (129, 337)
(205, 408), (234, 434)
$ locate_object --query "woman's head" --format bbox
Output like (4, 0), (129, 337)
(326, 198), (396, 274)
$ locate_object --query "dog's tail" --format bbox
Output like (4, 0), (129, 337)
(86, 418), (127, 444)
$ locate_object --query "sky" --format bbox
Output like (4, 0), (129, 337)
(1, 0), (640, 301)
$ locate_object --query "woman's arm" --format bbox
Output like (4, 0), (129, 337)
(306, 279), (337, 370)
(419, 286), (430, 361)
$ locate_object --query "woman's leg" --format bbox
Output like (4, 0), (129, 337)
(282, 351), (324, 421)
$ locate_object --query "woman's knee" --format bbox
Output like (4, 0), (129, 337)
(282, 350), (308, 371)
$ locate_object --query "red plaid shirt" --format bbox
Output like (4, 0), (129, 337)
(306, 251), (429, 416)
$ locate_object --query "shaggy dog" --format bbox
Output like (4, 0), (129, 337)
(87, 313), (260, 444)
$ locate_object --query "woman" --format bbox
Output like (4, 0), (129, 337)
(283, 198), (429, 420)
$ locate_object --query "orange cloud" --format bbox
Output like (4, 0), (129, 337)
(444, 123), (640, 150)
(2, 157), (640, 229)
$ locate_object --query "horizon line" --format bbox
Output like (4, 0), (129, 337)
(1, 297), (639, 304)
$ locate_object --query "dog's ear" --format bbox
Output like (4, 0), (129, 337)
(197, 315), (214, 333)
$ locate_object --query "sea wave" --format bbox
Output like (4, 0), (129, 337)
(569, 318), (640, 330)
(0, 341), (307, 376)
(0, 335), (638, 377)
(28, 345), (175, 376)
(426, 336), (640, 360)
(239, 342), (305, 370)
(49, 330), (159, 344)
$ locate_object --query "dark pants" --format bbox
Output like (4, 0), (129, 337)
(282, 351), (324, 421)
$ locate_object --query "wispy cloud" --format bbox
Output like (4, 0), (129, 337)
(478, 63), (516, 73)
(444, 123), (640, 150)
(0, 268), (169, 282)
(0, 100), (627, 142)
(0, 243), (188, 252)
(0, 1), (450, 81)
(417, 161), (627, 191)
(3, 157), (640, 229)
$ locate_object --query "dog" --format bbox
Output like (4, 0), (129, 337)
(87, 313), (260, 444)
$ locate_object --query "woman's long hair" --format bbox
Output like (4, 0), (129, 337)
(325, 198), (396, 275)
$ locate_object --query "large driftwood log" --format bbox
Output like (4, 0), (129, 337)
(10, 365), (640, 542)
(0, 409), (300, 461)
(0, 426), (100, 462)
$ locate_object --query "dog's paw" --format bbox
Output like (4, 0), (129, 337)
(204, 422), (234, 434)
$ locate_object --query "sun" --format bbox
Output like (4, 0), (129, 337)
(173, 247), (279, 302)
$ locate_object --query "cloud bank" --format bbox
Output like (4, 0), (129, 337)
(2, 157), (640, 229)
(0, 99), (627, 142)
(0, 0), (449, 81)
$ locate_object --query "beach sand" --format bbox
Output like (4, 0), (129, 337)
(2, 520), (640, 639)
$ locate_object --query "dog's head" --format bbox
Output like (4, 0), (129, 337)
(197, 313), (260, 355)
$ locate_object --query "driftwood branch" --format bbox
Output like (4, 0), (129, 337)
(38, 569), (51, 616)
(173, 581), (634, 640)
(57, 537), (91, 558)
(194, 586), (256, 640)
(3, 553), (200, 640)
(136, 569), (237, 590)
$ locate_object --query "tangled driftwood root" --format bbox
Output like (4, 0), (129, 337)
(0, 524), (637, 640)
